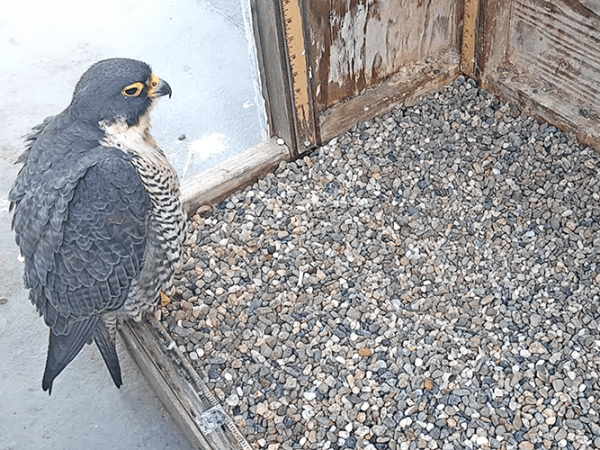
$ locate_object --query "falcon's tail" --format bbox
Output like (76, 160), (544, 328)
(42, 316), (122, 394)
(43, 316), (101, 394)
(94, 319), (122, 389)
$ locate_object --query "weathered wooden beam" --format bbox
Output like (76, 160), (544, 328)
(486, 70), (600, 152)
(120, 317), (252, 450)
(319, 53), (461, 144)
(181, 137), (290, 214)
(303, 0), (462, 120)
(478, 0), (600, 153)
(474, 0), (513, 80)
(247, 0), (297, 154)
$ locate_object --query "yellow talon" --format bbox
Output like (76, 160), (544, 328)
(160, 291), (171, 307)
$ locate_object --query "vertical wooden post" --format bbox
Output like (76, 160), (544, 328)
(461, 0), (480, 76)
(280, 0), (318, 154)
(248, 0), (316, 157)
(474, 0), (513, 84)
(247, 0), (297, 154)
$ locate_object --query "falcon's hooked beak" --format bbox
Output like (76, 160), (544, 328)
(148, 74), (172, 99)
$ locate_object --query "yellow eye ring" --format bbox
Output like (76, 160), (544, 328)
(121, 82), (144, 97)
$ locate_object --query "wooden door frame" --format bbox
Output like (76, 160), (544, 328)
(248, 0), (318, 158)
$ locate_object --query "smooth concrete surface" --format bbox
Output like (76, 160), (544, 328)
(0, 0), (267, 181)
(0, 1), (264, 449)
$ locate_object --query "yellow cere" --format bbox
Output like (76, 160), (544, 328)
(147, 74), (160, 97)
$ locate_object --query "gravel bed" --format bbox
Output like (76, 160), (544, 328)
(162, 76), (600, 450)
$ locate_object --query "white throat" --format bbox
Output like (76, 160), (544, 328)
(99, 112), (166, 166)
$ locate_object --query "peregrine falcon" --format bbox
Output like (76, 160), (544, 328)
(9, 58), (187, 393)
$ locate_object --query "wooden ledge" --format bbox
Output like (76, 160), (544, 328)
(182, 137), (291, 214)
(318, 52), (461, 144)
(484, 69), (600, 152)
(120, 318), (253, 450)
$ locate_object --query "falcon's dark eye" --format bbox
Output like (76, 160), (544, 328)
(121, 82), (144, 97)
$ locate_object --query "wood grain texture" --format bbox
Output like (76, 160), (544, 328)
(507, 0), (600, 122)
(475, 0), (513, 79)
(478, 0), (600, 153)
(487, 69), (600, 152)
(120, 318), (252, 450)
(304, 0), (462, 113)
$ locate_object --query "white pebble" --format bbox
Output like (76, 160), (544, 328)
(399, 417), (412, 428)
(303, 392), (317, 401)
(520, 349), (531, 358)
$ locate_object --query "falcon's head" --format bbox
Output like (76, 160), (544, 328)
(68, 58), (172, 127)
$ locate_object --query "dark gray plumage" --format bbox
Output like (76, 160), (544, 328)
(9, 58), (187, 393)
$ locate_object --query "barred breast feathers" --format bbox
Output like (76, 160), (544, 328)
(99, 110), (187, 319)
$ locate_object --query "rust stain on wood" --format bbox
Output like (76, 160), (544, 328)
(304, 0), (462, 113)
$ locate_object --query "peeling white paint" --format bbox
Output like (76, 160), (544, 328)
(328, 1), (391, 87)
(326, 1), (459, 90)
(329, 3), (369, 84)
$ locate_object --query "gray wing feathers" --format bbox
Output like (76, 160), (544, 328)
(11, 142), (150, 391)
(15, 115), (54, 165)
(38, 153), (150, 332)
